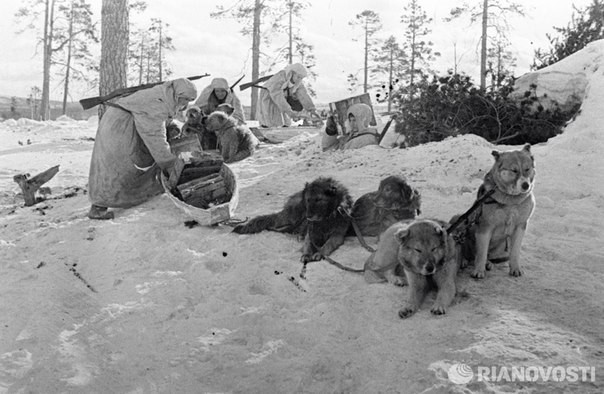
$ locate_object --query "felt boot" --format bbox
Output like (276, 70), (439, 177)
(88, 205), (114, 220)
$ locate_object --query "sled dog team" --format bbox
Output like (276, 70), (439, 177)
(235, 144), (536, 319)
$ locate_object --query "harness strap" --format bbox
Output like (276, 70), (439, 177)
(308, 237), (365, 274)
(104, 101), (131, 114)
(346, 131), (380, 143)
(338, 206), (376, 253)
(447, 188), (495, 235)
(306, 215), (366, 274)
(321, 254), (365, 273)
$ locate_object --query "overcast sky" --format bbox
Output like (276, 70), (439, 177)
(0, 0), (593, 106)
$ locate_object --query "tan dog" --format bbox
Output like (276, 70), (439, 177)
(468, 144), (536, 279)
(205, 111), (258, 163)
(364, 219), (460, 318)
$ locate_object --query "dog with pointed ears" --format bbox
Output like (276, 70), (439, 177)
(465, 143), (536, 279)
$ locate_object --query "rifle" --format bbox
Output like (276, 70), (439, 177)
(377, 114), (397, 144)
(230, 75), (245, 91)
(79, 74), (210, 110)
(239, 74), (274, 91)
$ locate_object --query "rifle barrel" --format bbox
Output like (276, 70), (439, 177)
(79, 74), (210, 110)
(239, 74), (274, 91)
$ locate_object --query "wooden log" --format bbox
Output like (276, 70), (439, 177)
(178, 165), (222, 184)
(208, 186), (227, 201)
(179, 178), (224, 200)
(177, 171), (220, 189)
(180, 180), (224, 200)
(13, 165), (60, 206)
(188, 157), (223, 167)
(196, 181), (225, 200)
(183, 194), (209, 209)
(178, 173), (222, 194)
(184, 185), (227, 208)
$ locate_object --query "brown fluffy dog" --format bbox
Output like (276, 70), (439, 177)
(216, 103), (235, 116)
(165, 118), (182, 142)
(205, 111), (257, 163)
(466, 144), (536, 279)
(233, 177), (353, 262)
(365, 219), (460, 318)
(349, 175), (421, 237)
(182, 106), (217, 150)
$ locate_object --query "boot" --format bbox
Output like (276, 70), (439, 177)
(88, 205), (114, 220)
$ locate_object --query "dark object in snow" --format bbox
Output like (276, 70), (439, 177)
(13, 165), (60, 206)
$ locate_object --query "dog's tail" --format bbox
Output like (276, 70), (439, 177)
(232, 213), (283, 234)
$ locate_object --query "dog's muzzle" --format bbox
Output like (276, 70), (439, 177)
(517, 177), (534, 194)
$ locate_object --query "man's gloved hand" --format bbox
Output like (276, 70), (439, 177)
(285, 109), (297, 119)
(159, 157), (185, 189)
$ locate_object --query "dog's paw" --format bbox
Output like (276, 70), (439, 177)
(509, 267), (523, 277)
(301, 253), (322, 263)
(398, 306), (416, 319)
(486, 261), (493, 271)
(430, 305), (447, 315)
(471, 269), (486, 279)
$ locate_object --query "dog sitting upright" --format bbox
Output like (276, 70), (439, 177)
(205, 111), (259, 163)
(182, 106), (217, 150)
(467, 144), (536, 279)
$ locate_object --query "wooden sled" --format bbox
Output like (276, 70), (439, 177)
(161, 153), (239, 226)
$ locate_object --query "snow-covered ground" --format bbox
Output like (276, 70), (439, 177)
(0, 43), (603, 393)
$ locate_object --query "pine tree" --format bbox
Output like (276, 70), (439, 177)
(268, 1), (317, 96)
(148, 18), (175, 82)
(446, 0), (524, 90)
(400, 0), (439, 99)
(15, 0), (57, 120)
(211, 0), (283, 120)
(99, 0), (128, 119)
(487, 38), (516, 89)
(349, 10), (382, 94)
(53, 0), (98, 115)
(372, 36), (408, 112)
(532, 0), (604, 70)
(283, 0), (309, 65)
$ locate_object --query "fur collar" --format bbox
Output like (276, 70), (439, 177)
(480, 171), (532, 206)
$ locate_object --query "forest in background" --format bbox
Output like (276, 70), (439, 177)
(3, 0), (604, 125)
